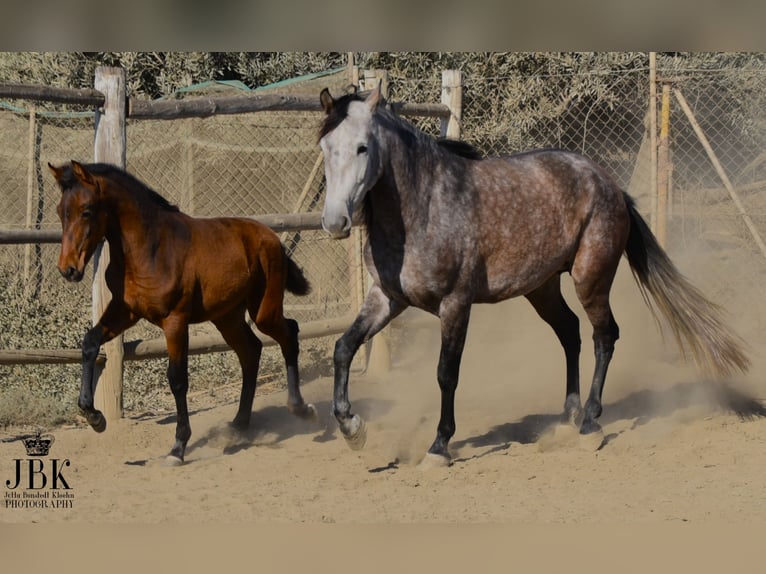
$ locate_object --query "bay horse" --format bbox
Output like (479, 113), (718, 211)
(50, 161), (316, 465)
(317, 85), (750, 466)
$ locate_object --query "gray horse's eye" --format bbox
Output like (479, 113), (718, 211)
(357, 145), (368, 155)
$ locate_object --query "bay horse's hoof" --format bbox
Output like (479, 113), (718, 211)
(85, 411), (106, 433)
(418, 453), (451, 469)
(163, 455), (185, 467)
(341, 414), (367, 451)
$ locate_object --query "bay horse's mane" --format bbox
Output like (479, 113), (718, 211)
(318, 91), (483, 160)
(59, 162), (180, 212)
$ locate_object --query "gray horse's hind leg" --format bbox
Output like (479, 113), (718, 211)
(524, 275), (582, 424)
(333, 285), (406, 448)
(580, 317), (618, 435)
(571, 262), (621, 437)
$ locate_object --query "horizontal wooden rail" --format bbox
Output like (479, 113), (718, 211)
(0, 84), (105, 107)
(0, 212), (324, 246)
(129, 93), (322, 119)
(0, 314), (354, 366)
(0, 349), (105, 365)
(390, 101), (451, 118)
(129, 95), (450, 120)
(124, 314), (354, 361)
(0, 83), (451, 121)
(0, 228), (62, 244)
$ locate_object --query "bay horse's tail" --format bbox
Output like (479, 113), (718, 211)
(284, 248), (311, 296)
(622, 193), (750, 377)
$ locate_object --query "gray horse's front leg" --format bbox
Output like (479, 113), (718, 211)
(422, 296), (471, 467)
(333, 285), (406, 450)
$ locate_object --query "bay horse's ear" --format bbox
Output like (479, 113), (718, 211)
(48, 162), (66, 184)
(320, 88), (334, 114)
(365, 80), (383, 111)
(70, 160), (96, 188)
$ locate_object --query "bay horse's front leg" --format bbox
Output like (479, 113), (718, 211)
(79, 301), (137, 433)
(162, 316), (192, 466)
(423, 297), (472, 467)
(333, 285), (406, 450)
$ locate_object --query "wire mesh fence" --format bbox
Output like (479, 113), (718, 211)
(2, 59), (765, 422)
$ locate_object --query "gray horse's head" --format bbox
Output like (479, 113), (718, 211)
(318, 85), (384, 239)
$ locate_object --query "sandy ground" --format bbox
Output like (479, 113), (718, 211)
(1, 263), (765, 527)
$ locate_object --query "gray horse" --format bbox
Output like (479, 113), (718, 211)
(318, 85), (749, 466)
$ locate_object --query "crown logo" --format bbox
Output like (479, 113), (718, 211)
(22, 431), (55, 457)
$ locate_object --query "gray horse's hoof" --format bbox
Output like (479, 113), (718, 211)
(418, 452), (451, 469)
(163, 455), (185, 467)
(578, 427), (605, 451)
(291, 402), (318, 421)
(342, 414), (367, 451)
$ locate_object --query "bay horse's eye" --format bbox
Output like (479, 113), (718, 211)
(357, 145), (368, 155)
(81, 208), (92, 219)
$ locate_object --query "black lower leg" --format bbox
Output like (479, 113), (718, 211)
(167, 359), (191, 461)
(580, 334), (617, 435)
(563, 341), (582, 424)
(525, 283), (582, 424)
(427, 304), (470, 460)
(332, 329), (359, 435)
(283, 318), (312, 418)
(79, 326), (106, 433)
(232, 331), (262, 430)
(427, 354), (460, 459)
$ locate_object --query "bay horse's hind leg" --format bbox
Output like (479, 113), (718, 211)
(213, 309), (263, 431)
(524, 274), (582, 424)
(248, 285), (316, 421)
(162, 316), (192, 465)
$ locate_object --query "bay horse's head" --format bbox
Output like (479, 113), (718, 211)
(318, 84), (384, 239)
(49, 160), (108, 282)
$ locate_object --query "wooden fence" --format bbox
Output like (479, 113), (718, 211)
(0, 66), (462, 421)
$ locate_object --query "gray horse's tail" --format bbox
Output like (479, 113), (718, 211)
(622, 192), (749, 377)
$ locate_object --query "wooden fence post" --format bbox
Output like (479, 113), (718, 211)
(355, 69), (391, 375)
(440, 70), (463, 139)
(656, 83), (672, 246)
(23, 105), (37, 291)
(648, 52), (658, 234)
(92, 66), (127, 422)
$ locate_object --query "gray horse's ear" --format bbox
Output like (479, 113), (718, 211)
(366, 81), (383, 110)
(320, 88), (334, 114)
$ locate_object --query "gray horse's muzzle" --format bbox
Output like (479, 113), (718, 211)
(321, 204), (353, 239)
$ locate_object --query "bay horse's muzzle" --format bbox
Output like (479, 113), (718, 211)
(60, 265), (84, 282)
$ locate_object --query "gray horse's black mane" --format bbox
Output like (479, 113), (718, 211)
(319, 91), (483, 160)
(436, 138), (483, 160)
(61, 162), (179, 212)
